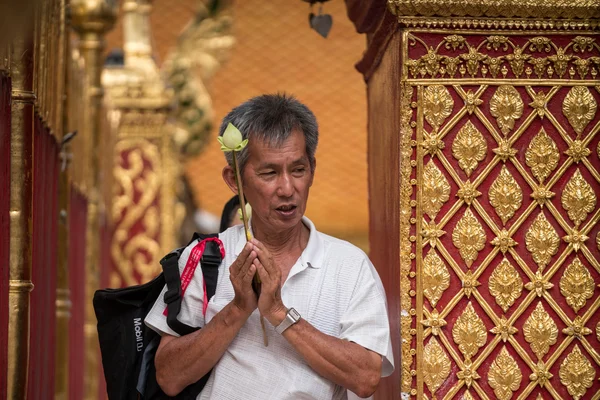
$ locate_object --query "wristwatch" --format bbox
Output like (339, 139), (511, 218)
(275, 307), (301, 334)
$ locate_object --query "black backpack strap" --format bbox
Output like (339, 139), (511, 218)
(162, 234), (222, 337)
(162, 248), (198, 336)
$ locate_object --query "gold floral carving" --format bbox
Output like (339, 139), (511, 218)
(525, 128), (559, 183)
(523, 301), (558, 361)
(423, 337), (451, 396)
(530, 361), (553, 388)
(489, 165), (523, 225)
(531, 185), (555, 208)
(404, 35), (600, 81)
(464, 90), (483, 115)
(559, 345), (595, 400)
(112, 139), (162, 285)
(525, 212), (560, 270)
(490, 85), (523, 135)
(422, 220), (446, 247)
(596, 321), (600, 342)
(452, 209), (486, 267)
(529, 90), (548, 119)
(456, 180), (481, 206)
(488, 346), (522, 400)
(452, 302), (487, 360)
(489, 258), (523, 313)
(562, 86), (597, 136)
(421, 309), (447, 336)
(565, 140), (590, 163)
(423, 249), (450, 308)
(491, 229), (518, 254)
(424, 85), (454, 133)
(457, 359), (480, 388)
(525, 271), (554, 297)
(563, 316), (592, 339)
(452, 121), (487, 177)
(491, 316), (518, 342)
(462, 270), (480, 298)
(493, 139), (518, 162)
(561, 169), (596, 227)
(563, 229), (589, 252)
(423, 161), (451, 220)
(559, 257), (595, 313)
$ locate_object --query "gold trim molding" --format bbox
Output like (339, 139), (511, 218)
(388, 0), (600, 20)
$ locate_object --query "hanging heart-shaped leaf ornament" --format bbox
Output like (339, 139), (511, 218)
(310, 13), (332, 38)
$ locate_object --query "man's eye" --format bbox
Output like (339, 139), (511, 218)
(261, 171), (275, 176)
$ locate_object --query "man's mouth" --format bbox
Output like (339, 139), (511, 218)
(276, 205), (297, 213)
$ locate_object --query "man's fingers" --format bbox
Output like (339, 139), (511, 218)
(230, 243), (254, 275)
(237, 250), (257, 279)
(254, 258), (269, 281)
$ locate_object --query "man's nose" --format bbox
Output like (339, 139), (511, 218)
(277, 173), (294, 197)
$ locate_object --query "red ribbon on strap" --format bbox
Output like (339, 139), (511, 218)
(163, 237), (224, 317)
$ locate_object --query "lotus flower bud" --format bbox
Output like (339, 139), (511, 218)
(238, 203), (252, 221)
(219, 123), (247, 152)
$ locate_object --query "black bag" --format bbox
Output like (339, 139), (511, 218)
(93, 233), (223, 400)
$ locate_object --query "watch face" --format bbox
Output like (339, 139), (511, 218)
(288, 308), (301, 321)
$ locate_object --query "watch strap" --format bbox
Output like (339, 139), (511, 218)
(275, 307), (301, 334)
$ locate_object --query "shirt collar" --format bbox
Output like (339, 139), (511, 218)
(233, 216), (324, 269)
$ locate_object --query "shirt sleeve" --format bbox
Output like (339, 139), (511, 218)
(144, 242), (207, 337)
(339, 258), (395, 377)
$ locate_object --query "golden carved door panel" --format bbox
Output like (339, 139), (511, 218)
(400, 32), (600, 399)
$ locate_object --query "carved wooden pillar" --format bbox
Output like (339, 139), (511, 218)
(6, 31), (35, 400)
(347, 1), (600, 399)
(70, 1), (116, 398)
(102, 0), (173, 289)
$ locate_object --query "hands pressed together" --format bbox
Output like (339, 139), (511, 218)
(229, 239), (287, 327)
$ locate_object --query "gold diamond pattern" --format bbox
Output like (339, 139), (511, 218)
(423, 160), (451, 220)
(452, 208), (486, 268)
(452, 302), (487, 361)
(559, 257), (595, 313)
(489, 258), (523, 313)
(489, 165), (523, 225)
(423, 249), (450, 308)
(561, 169), (596, 227)
(525, 212), (560, 270)
(559, 345), (596, 400)
(523, 301), (558, 361)
(423, 337), (451, 396)
(452, 121), (487, 177)
(409, 65), (600, 398)
(525, 128), (559, 183)
(488, 346), (523, 400)
(562, 86), (597, 135)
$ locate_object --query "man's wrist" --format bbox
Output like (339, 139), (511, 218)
(266, 306), (287, 327)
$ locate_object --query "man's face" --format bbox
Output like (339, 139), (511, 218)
(241, 129), (314, 233)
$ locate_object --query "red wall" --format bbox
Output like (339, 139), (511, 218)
(27, 118), (60, 399)
(0, 71), (11, 400)
(68, 187), (87, 400)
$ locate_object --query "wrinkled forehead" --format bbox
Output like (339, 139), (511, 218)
(246, 129), (309, 161)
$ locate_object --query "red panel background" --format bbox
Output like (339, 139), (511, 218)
(406, 32), (600, 399)
(68, 186), (87, 400)
(27, 118), (59, 399)
(0, 71), (11, 400)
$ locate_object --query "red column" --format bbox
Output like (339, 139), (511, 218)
(0, 70), (12, 400)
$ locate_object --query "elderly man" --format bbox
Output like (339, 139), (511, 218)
(145, 94), (393, 399)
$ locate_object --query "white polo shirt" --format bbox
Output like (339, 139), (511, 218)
(145, 217), (394, 400)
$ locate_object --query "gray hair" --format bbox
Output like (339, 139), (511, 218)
(219, 94), (319, 173)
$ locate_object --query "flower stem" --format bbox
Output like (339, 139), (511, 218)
(231, 151), (268, 346)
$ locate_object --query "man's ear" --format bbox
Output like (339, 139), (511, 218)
(309, 159), (317, 187)
(222, 165), (239, 194)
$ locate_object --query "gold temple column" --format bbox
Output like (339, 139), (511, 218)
(7, 34), (35, 400)
(70, 1), (116, 398)
(55, 2), (71, 398)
